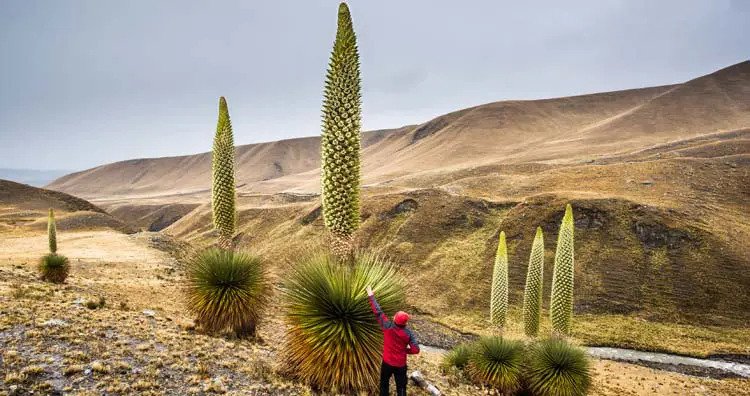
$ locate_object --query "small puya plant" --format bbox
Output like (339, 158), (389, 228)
(39, 208), (70, 283)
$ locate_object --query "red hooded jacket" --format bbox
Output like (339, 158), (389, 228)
(369, 294), (420, 367)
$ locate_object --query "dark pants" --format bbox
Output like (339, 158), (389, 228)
(380, 361), (407, 396)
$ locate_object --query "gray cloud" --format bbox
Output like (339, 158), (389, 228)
(0, 0), (747, 170)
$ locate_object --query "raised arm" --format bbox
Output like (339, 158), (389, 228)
(366, 286), (390, 329)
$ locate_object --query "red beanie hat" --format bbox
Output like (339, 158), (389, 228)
(394, 311), (410, 326)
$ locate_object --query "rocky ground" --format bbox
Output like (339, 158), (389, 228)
(1, 230), (749, 395)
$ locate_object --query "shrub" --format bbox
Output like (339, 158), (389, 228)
(39, 253), (70, 283)
(550, 204), (575, 335)
(211, 96), (237, 250)
(467, 336), (525, 393)
(442, 343), (472, 371)
(185, 248), (269, 337)
(523, 227), (545, 337)
(282, 251), (404, 393)
(525, 339), (591, 396)
(490, 231), (509, 328)
(320, 2), (362, 257)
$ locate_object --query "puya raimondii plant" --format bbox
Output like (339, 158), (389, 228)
(320, 1), (362, 258)
(39, 208), (70, 283)
(185, 97), (269, 338)
(523, 227), (545, 337)
(48, 208), (57, 254)
(550, 204), (575, 335)
(490, 231), (508, 329)
(212, 96), (237, 250)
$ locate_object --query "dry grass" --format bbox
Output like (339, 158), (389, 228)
(0, 229), (748, 395)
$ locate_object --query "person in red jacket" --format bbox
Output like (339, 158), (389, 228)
(367, 285), (420, 396)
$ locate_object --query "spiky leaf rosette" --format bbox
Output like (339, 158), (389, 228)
(442, 343), (472, 371)
(48, 208), (57, 254)
(282, 251), (404, 393)
(185, 248), (269, 337)
(525, 339), (591, 396)
(523, 227), (545, 337)
(467, 336), (525, 393)
(490, 231), (509, 328)
(39, 253), (69, 283)
(320, 2), (362, 249)
(211, 97), (237, 249)
(550, 204), (575, 335)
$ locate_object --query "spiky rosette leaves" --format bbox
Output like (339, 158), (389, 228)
(490, 231), (508, 328)
(467, 336), (525, 393)
(185, 249), (269, 337)
(442, 343), (472, 371)
(523, 227), (545, 337)
(320, 2), (362, 246)
(48, 208), (57, 254)
(525, 339), (591, 396)
(282, 251), (404, 393)
(211, 97), (237, 248)
(551, 204), (575, 335)
(39, 253), (69, 283)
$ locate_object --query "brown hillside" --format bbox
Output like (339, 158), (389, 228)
(0, 179), (132, 233)
(43, 61), (750, 327)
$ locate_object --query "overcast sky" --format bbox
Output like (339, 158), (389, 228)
(0, 0), (748, 171)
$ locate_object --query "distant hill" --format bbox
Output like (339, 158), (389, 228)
(0, 179), (133, 233)
(48, 61), (750, 199)
(0, 168), (74, 187)
(43, 61), (750, 326)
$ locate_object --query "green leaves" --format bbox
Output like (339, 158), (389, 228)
(185, 248), (269, 337)
(551, 204), (575, 335)
(321, 2), (362, 243)
(282, 252), (404, 393)
(48, 208), (57, 254)
(39, 253), (69, 283)
(212, 96), (237, 248)
(490, 231), (508, 328)
(442, 343), (472, 371)
(467, 336), (525, 393)
(525, 339), (591, 396)
(523, 227), (545, 337)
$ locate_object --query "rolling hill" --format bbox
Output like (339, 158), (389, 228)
(0, 179), (133, 234)
(44, 61), (750, 327)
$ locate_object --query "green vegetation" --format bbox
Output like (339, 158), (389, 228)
(490, 231), (508, 329)
(47, 208), (57, 254)
(551, 204), (575, 335)
(443, 337), (591, 395)
(212, 96), (237, 250)
(525, 339), (591, 396)
(320, 2), (362, 257)
(39, 208), (69, 283)
(38, 253), (70, 283)
(466, 336), (525, 393)
(184, 96), (268, 337)
(185, 248), (268, 337)
(282, 252), (404, 393)
(442, 343), (472, 371)
(523, 227), (545, 337)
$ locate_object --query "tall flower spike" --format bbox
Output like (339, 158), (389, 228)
(490, 231), (509, 329)
(522, 227), (545, 337)
(550, 204), (575, 335)
(48, 208), (57, 254)
(211, 96), (237, 249)
(320, 2), (362, 257)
